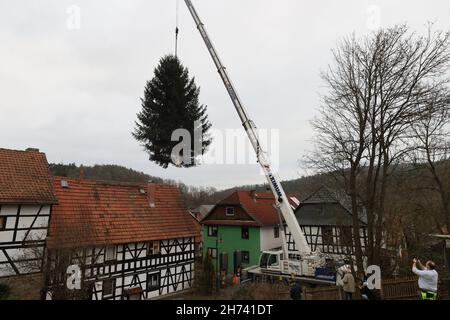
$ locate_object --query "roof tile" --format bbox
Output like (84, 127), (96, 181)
(0, 148), (57, 204)
(48, 177), (199, 248)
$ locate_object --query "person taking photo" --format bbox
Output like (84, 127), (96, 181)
(412, 258), (438, 300)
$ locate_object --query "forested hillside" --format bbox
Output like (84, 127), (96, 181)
(48, 163), (333, 206)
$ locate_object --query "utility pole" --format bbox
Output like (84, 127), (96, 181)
(215, 229), (222, 292)
(215, 236), (219, 292)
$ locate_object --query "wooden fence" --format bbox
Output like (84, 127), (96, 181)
(303, 277), (450, 300)
(303, 285), (343, 300)
(381, 277), (418, 300)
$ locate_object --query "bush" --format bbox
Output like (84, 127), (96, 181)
(196, 254), (216, 294)
(0, 283), (10, 300)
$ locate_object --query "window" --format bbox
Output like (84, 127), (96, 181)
(268, 254), (278, 267)
(207, 225), (218, 237)
(241, 227), (249, 240)
(147, 273), (160, 291)
(225, 207), (235, 216)
(207, 247), (217, 259)
(241, 251), (250, 264)
(274, 226), (280, 238)
(102, 279), (115, 297)
(147, 241), (161, 256)
(0, 217), (6, 231)
(322, 226), (334, 246)
(105, 246), (116, 261)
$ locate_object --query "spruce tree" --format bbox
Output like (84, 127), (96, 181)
(133, 55), (212, 168)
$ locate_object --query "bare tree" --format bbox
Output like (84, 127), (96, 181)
(43, 210), (97, 300)
(411, 90), (450, 272)
(412, 94), (450, 229)
(308, 25), (450, 276)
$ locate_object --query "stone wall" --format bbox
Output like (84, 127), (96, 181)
(0, 273), (45, 300)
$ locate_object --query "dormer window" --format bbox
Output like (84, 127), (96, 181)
(225, 207), (235, 217)
(61, 179), (69, 188)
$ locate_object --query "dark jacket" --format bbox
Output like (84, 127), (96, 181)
(290, 283), (303, 300)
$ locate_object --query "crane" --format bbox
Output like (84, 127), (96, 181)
(183, 0), (332, 280)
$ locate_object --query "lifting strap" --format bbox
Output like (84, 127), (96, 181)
(175, 0), (180, 57)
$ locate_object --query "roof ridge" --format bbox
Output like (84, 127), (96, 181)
(0, 147), (43, 154)
(301, 185), (337, 202)
(53, 176), (174, 188)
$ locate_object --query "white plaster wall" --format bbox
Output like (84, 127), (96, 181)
(260, 226), (283, 251)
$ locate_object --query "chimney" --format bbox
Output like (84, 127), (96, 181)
(26, 147), (39, 152)
(79, 168), (85, 180)
(147, 182), (156, 208)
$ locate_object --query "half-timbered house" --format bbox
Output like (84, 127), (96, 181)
(0, 148), (57, 277)
(286, 186), (368, 261)
(45, 177), (199, 300)
(0, 148), (57, 298)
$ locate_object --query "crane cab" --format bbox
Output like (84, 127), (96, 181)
(259, 250), (283, 274)
(259, 249), (331, 278)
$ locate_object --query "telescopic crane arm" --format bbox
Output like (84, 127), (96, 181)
(183, 0), (311, 255)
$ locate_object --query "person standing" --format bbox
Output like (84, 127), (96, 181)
(342, 269), (355, 300)
(290, 281), (303, 300)
(359, 276), (380, 300)
(412, 258), (438, 300)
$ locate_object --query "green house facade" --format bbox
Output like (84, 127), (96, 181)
(201, 190), (299, 274)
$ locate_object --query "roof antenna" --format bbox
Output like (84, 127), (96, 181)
(175, 0), (180, 57)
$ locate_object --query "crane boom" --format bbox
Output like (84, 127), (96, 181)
(183, 0), (311, 255)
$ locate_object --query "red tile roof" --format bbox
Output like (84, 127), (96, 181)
(0, 148), (57, 204)
(48, 177), (199, 249)
(202, 191), (299, 227)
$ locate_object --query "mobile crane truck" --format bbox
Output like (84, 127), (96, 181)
(183, 0), (345, 285)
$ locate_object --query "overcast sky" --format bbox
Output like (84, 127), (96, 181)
(1, 0), (450, 189)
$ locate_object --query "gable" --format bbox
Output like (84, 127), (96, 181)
(201, 204), (257, 226)
(201, 191), (299, 227)
(0, 148), (57, 204)
(295, 186), (367, 226)
(295, 203), (354, 226)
